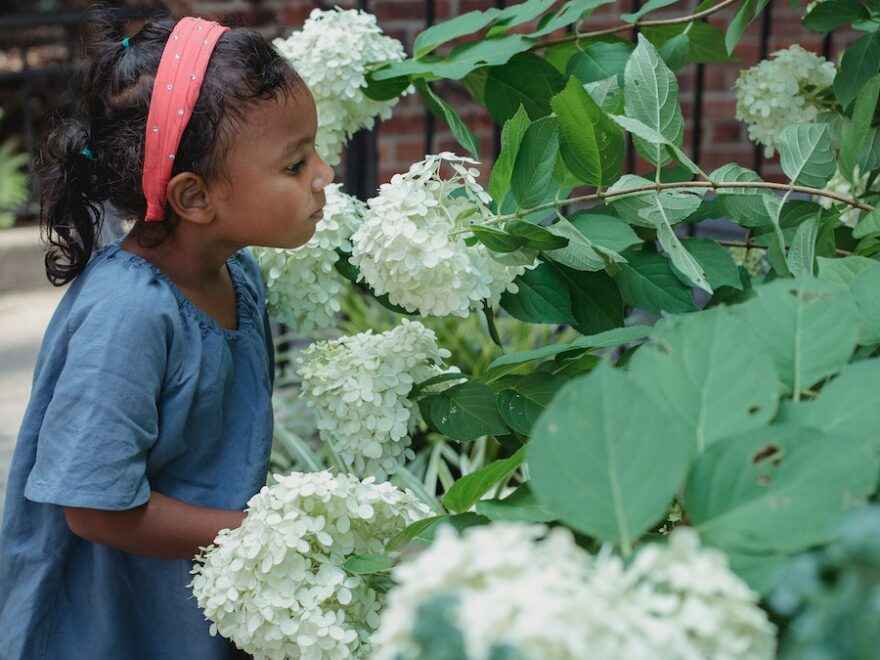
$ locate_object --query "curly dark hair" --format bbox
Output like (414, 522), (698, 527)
(39, 5), (304, 285)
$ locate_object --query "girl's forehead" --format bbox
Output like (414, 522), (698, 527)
(237, 87), (316, 149)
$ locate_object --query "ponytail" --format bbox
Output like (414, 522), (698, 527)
(39, 119), (106, 286)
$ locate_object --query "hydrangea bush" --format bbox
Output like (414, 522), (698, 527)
(252, 184), (365, 334)
(273, 8), (411, 167)
(196, 0), (880, 657)
(190, 470), (430, 659)
(296, 319), (455, 480)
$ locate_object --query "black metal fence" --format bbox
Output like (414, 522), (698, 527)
(0, 1), (839, 225)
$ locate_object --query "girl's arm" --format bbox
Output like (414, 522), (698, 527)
(63, 491), (247, 560)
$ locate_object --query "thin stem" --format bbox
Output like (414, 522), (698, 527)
(716, 238), (852, 257)
(533, 0), (741, 49)
(454, 180), (873, 236)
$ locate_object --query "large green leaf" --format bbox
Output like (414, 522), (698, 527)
(551, 76), (624, 186)
(621, 0), (679, 22)
(680, 238), (743, 291)
(567, 39), (634, 85)
(685, 422), (877, 555)
(497, 373), (568, 435)
(733, 277), (860, 395)
(500, 262), (575, 324)
(584, 77), (624, 113)
(416, 81), (480, 159)
(608, 114), (701, 174)
(487, 325), (651, 375)
(816, 255), (878, 286)
(511, 116), (560, 209)
(854, 208), (880, 239)
(485, 52), (566, 124)
(570, 210), (643, 253)
(623, 34), (685, 166)
(543, 217), (609, 271)
(615, 250), (697, 313)
(711, 163), (776, 229)
(778, 124), (836, 188)
(840, 74), (880, 181)
(489, 105), (530, 204)
(834, 31), (880, 109)
(642, 22), (733, 64)
(475, 482), (557, 522)
(629, 307), (780, 454)
(804, 0), (869, 32)
(655, 213), (713, 293)
(785, 214), (820, 277)
(426, 382), (511, 441)
(442, 446), (527, 513)
(529, 361), (692, 549)
(606, 174), (703, 228)
(551, 263), (625, 334)
(852, 262), (880, 344)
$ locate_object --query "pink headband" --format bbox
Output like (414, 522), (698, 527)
(142, 17), (229, 222)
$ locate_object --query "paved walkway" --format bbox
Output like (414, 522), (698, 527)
(0, 286), (66, 518)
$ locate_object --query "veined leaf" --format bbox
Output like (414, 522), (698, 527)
(442, 447), (527, 514)
(840, 74), (880, 181)
(416, 80), (480, 158)
(489, 105), (531, 204)
(777, 123), (835, 188)
(528, 0), (616, 38)
(606, 174), (703, 228)
(833, 31), (880, 109)
(511, 116), (560, 209)
(584, 77), (624, 113)
(656, 221), (712, 293)
(609, 114), (702, 174)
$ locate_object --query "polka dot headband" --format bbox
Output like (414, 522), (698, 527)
(142, 17), (229, 222)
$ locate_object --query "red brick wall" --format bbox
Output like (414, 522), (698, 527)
(192, 0), (860, 188)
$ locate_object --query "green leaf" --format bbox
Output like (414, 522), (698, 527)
(416, 80), (480, 159)
(852, 262), (880, 344)
(489, 105), (530, 204)
(362, 71), (411, 101)
(475, 482), (557, 522)
(608, 114), (702, 174)
(544, 217), (613, 271)
(606, 174), (703, 228)
(413, 11), (501, 58)
(485, 52), (567, 124)
(511, 116), (560, 209)
(442, 446), (526, 513)
(500, 262), (575, 324)
(656, 220), (713, 293)
(583, 77), (624, 113)
(506, 220), (569, 250)
(551, 263), (625, 334)
(470, 225), (527, 253)
(710, 163), (773, 228)
(816, 255), (879, 286)
(834, 31), (880, 109)
(733, 277), (860, 395)
(854, 207), (880, 239)
(551, 76), (624, 186)
(629, 307), (780, 453)
(623, 34), (685, 166)
(570, 210), (643, 253)
(785, 214), (820, 277)
(621, 0), (679, 22)
(642, 22), (733, 64)
(342, 554), (394, 575)
(680, 238), (743, 290)
(426, 382), (511, 442)
(615, 249), (697, 313)
(496, 373), (567, 435)
(795, 358), (880, 442)
(567, 39), (634, 85)
(778, 123), (836, 188)
(725, 0), (771, 55)
(487, 325), (652, 375)
(686, 422), (877, 555)
(387, 514), (489, 552)
(529, 361), (692, 550)
(840, 74), (880, 181)
(804, 0), (868, 32)
(528, 0), (616, 37)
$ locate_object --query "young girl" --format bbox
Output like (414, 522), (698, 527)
(0, 9), (333, 659)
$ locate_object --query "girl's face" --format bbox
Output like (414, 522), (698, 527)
(210, 86), (334, 250)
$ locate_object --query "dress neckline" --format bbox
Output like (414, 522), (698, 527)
(106, 237), (252, 339)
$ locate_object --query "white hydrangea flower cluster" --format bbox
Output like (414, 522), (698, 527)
(734, 45), (836, 157)
(190, 470), (430, 660)
(252, 184), (365, 334)
(371, 524), (776, 660)
(273, 8), (410, 167)
(814, 165), (873, 228)
(350, 152), (531, 317)
(296, 319), (454, 480)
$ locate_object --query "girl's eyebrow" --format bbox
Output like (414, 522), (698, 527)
(282, 136), (315, 156)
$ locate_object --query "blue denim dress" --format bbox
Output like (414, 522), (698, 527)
(0, 237), (274, 659)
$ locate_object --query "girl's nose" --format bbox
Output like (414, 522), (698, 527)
(312, 161), (335, 192)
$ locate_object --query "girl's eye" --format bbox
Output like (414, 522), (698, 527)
(287, 161), (305, 175)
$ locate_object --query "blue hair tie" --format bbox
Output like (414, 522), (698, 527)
(121, 36), (130, 49)
(80, 147), (95, 161)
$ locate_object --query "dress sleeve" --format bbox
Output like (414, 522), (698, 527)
(24, 292), (170, 511)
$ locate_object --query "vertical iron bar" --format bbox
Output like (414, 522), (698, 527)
(822, 31), (833, 60)
(424, 0), (436, 155)
(752, 0), (773, 175)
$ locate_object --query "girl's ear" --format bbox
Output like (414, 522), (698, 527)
(165, 172), (216, 225)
